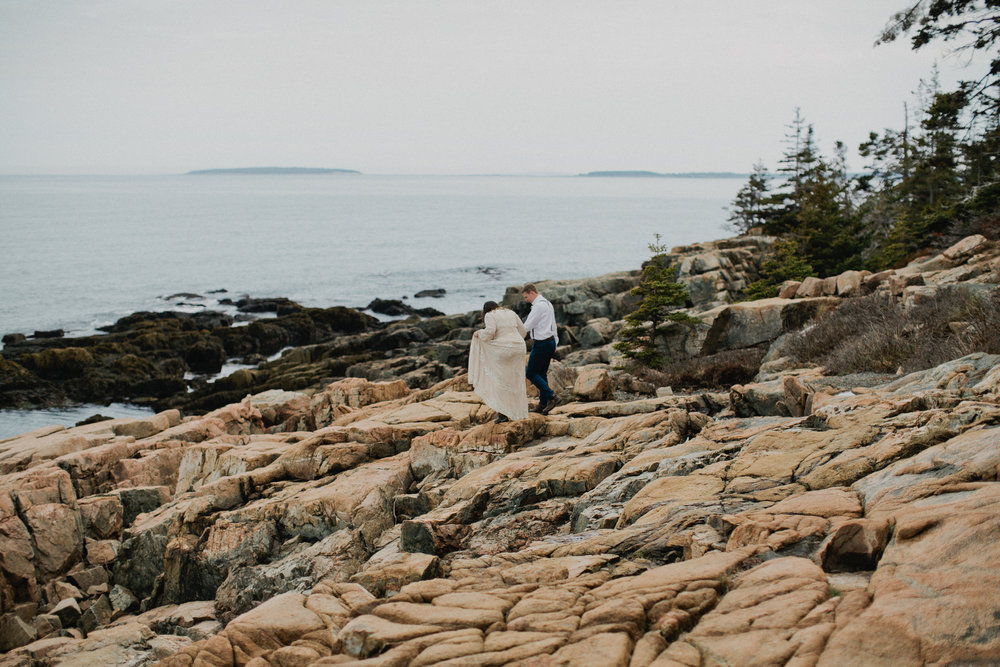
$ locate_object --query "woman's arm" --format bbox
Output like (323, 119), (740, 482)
(479, 311), (498, 341)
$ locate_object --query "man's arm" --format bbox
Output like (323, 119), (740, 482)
(522, 305), (540, 337)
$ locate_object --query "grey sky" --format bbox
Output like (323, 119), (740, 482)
(0, 1), (984, 175)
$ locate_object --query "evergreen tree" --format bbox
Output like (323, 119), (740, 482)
(864, 79), (973, 267)
(793, 148), (864, 275)
(743, 239), (815, 300)
(880, 0), (1000, 119)
(870, 2), (1000, 261)
(614, 236), (697, 367)
(727, 161), (772, 234)
(745, 110), (864, 280)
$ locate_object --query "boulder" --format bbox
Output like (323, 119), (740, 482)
(114, 486), (169, 527)
(108, 585), (139, 614)
(821, 275), (839, 296)
(23, 504), (83, 577)
(68, 566), (108, 592)
(0, 613), (37, 651)
(51, 597), (82, 628)
(32, 613), (62, 638)
(111, 410), (180, 440)
(698, 297), (839, 354)
(573, 366), (615, 401)
(78, 595), (113, 635)
(795, 277), (824, 298)
(942, 233), (989, 261)
(577, 318), (619, 348)
(835, 270), (863, 297)
(349, 549), (441, 597)
(84, 539), (120, 566)
(778, 281), (801, 298)
(77, 496), (123, 540)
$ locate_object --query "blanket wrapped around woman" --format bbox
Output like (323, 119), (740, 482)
(468, 306), (529, 420)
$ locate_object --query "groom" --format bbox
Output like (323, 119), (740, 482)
(521, 283), (559, 415)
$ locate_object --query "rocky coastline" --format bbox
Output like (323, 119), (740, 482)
(1, 234), (999, 665)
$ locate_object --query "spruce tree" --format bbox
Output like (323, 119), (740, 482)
(727, 161), (772, 234)
(614, 236), (697, 367)
(743, 239), (815, 300)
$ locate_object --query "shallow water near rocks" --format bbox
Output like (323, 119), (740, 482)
(0, 173), (741, 438)
(0, 402), (155, 440)
(1, 173), (741, 338)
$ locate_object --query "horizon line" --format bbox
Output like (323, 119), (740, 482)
(0, 169), (751, 178)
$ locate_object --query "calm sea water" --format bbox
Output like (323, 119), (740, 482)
(0, 173), (741, 437)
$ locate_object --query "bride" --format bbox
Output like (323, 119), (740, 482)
(468, 301), (529, 423)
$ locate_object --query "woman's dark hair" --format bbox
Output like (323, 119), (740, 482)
(482, 301), (499, 317)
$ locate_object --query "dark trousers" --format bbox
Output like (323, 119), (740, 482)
(526, 338), (556, 403)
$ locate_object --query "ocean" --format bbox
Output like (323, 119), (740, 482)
(0, 173), (742, 437)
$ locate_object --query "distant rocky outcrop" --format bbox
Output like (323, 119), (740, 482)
(0, 234), (998, 665)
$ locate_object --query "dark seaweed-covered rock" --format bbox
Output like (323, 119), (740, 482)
(0, 303), (380, 410)
(234, 297), (299, 314)
(99, 310), (235, 333)
(32, 329), (65, 339)
(20, 347), (95, 378)
(367, 298), (444, 318)
(185, 339), (227, 373)
(75, 414), (114, 427)
(367, 298), (412, 316)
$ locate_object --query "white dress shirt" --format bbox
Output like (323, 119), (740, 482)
(523, 294), (559, 344)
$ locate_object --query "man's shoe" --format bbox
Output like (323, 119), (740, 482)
(540, 396), (558, 415)
(494, 414), (509, 424)
(531, 400), (548, 414)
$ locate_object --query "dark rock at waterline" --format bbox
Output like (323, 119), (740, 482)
(0, 303), (380, 410)
(76, 414), (114, 427)
(241, 353), (268, 365)
(164, 292), (203, 301)
(32, 329), (64, 339)
(367, 298), (445, 318)
(367, 298), (411, 316)
(234, 297), (299, 314)
(98, 310), (235, 333)
(184, 339), (227, 373)
(2, 333), (26, 346)
(4, 273), (650, 415)
(414, 288), (447, 298)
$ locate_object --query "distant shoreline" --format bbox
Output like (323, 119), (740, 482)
(580, 170), (746, 179)
(186, 167), (361, 175)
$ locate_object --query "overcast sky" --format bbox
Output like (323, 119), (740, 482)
(0, 1), (986, 175)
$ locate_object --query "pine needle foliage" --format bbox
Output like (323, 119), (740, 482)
(614, 236), (698, 367)
(743, 239), (816, 300)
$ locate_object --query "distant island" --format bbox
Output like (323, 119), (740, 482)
(187, 167), (361, 175)
(580, 170), (746, 178)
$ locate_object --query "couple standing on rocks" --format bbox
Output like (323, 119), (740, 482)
(468, 283), (559, 423)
